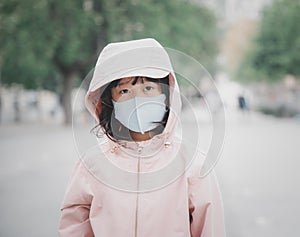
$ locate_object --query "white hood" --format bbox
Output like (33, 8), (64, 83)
(85, 38), (182, 139)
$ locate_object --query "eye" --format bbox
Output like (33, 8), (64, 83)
(120, 89), (130, 94)
(144, 86), (154, 92)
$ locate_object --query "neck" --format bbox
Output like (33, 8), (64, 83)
(129, 130), (154, 142)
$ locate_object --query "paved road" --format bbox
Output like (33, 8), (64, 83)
(0, 111), (299, 237)
(215, 112), (300, 237)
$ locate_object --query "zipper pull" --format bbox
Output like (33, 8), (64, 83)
(137, 145), (143, 154)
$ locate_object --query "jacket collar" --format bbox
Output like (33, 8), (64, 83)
(108, 132), (172, 158)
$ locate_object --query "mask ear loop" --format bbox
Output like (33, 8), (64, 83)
(95, 99), (114, 121)
(101, 100), (114, 108)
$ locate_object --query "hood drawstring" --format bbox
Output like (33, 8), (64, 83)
(110, 145), (119, 153)
(164, 141), (171, 148)
(163, 131), (171, 148)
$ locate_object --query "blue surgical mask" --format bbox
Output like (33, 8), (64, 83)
(112, 94), (167, 134)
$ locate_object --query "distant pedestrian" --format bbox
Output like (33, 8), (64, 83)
(238, 94), (248, 112)
(13, 94), (20, 123)
(59, 38), (226, 237)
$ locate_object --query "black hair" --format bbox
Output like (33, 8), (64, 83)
(91, 75), (170, 141)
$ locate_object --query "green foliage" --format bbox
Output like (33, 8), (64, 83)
(0, 0), (219, 90)
(0, 0), (51, 88)
(107, 0), (218, 68)
(0, 0), (100, 90)
(236, 0), (300, 82)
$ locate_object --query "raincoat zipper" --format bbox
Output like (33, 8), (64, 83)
(134, 146), (142, 237)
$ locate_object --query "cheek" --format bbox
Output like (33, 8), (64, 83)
(157, 84), (163, 94)
(155, 89), (162, 96)
(111, 89), (119, 101)
(152, 87), (162, 96)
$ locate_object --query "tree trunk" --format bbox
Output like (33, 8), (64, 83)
(61, 73), (74, 125)
(13, 85), (22, 123)
(13, 97), (20, 123)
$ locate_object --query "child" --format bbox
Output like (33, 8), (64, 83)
(58, 38), (226, 237)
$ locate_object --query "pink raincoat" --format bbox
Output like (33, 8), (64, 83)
(58, 38), (226, 237)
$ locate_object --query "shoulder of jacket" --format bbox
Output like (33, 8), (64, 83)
(185, 150), (206, 179)
(68, 144), (103, 177)
(81, 141), (110, 160)
(70, 159), (91, 179)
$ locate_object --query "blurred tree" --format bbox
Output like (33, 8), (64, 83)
(0, 0), (103, 124)
(0, 0), (218, 124)
(107, 0), (218, 69)
(236, 0), (300, 82)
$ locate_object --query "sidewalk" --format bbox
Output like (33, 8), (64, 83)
(0, 123), (77, 237)
(215, 111), (300, 237)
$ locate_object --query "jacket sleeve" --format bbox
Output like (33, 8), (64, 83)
(188, 171), (226, 237)
(58, 160), (94, 237)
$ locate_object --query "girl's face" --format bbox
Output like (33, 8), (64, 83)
(111, 77), (162, 102)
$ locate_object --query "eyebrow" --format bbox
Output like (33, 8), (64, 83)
(117, 77), (146, 87)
